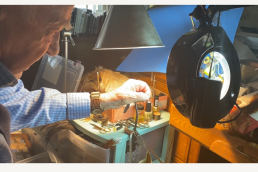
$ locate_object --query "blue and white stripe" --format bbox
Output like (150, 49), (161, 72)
(0, 80), (90, 132)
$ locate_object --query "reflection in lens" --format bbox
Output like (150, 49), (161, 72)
(199, 51), (230, 100)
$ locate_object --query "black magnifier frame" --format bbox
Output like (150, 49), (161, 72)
(166, 26), (241, 127)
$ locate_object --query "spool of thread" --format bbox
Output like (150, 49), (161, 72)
(153, 111), (161, 121)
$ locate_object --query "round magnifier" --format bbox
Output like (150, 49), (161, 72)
(166, 26), (241, 128)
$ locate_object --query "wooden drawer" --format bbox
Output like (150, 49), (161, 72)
(172, 130), (191, 162)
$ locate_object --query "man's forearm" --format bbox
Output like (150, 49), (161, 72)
(0, 80), (90, 132)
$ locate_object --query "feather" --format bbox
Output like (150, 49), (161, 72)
(79, 66), (129, 93)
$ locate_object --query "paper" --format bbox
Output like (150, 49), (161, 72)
(116, 5), (244, 73)
(251, 112), (258, 121)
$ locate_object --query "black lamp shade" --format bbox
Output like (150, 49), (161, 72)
(93, 5), (164, 50)
(166, 26), (241, 128)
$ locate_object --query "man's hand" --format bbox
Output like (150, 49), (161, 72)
(99, 79), (151, 110)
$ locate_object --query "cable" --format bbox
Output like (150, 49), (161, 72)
(190, 16), (195, 28)
(134, 102), (138, 132)
(217, 10), (221, 26)
(217, 103), (242, 123)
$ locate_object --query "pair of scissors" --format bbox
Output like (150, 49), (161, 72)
(90, 123), (111, 134)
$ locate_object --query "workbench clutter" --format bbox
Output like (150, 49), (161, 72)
(69, 110), (170, 163)
(79, 97), (166, 163)
(219, 82), (258, 144)
(83, 100), (164, 134)
(80, 92), (165, 133)
(78, 66), (168, 123)
(102, 89), (168, 123)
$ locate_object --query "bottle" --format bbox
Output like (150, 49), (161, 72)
(152, 95), (161, 120)
(134, 104), (145, 123)
(152, 95), (160, 113)
(144, 101), (152, 122)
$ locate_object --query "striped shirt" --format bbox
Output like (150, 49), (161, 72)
(0, 79), (91, 132)
(0, 61), (91, 162)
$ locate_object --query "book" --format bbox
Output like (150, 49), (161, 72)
(82, 13), (90, 34)
(74, 8), (83, 35)
(94, 16), (99, 35)
(86, 13), (93, 35)
(70, 8), (77, 35)
(102, 11), (107, 25)
(82, 10), (92, 34)
(97, 15), (103, 34)
(78, 10), (87, 34)
(70, 8), (77, 25)
(90, 16), (96, 35)
(95, 10), (104, 17)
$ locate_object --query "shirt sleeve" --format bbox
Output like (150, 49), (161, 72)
(0, 80), (90, 132)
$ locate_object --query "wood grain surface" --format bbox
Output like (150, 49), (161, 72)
(170, 104), (258, 163)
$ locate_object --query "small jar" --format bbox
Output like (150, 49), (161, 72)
(153, 111), (161, 121)
(144, 101), (152, 122)
(134, 104), (145, 123)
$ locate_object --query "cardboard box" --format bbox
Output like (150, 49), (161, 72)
(147, 87), (168, 110)
(102, 104), (136, 123)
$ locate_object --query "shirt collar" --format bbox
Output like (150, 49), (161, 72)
(0, 61), (18, 88)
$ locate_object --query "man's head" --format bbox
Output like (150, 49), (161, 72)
(0, 5), (74, 78)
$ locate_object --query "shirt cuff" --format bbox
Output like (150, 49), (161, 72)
(67, 92), (91, 120)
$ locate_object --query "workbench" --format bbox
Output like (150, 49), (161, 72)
(71, 110), (170, 163)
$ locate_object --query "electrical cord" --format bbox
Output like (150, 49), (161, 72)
(133, 102), (164, 163)
(217, 10), (221, 26)
(217, 103), (242, 123)
(134, 102), (138, 132)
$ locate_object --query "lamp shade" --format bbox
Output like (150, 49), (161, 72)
(93, 5), (164, 50)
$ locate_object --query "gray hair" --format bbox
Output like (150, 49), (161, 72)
(19, 5), (72, 30)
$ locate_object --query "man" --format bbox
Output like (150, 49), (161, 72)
(0, 5), (151, 162)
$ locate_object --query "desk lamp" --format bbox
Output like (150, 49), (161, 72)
(93, 5), (164, 50)
(166, 5), (242, 128)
